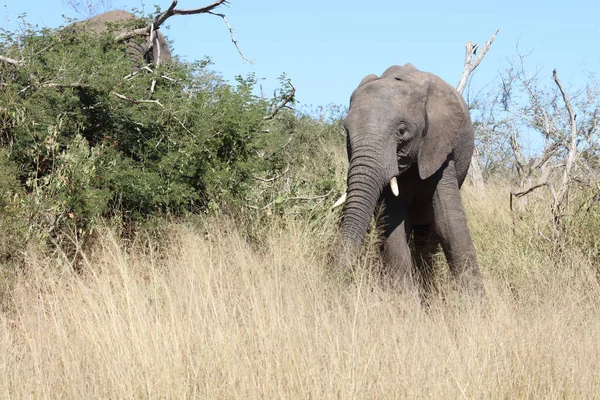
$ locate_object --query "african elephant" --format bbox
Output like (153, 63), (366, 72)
(334, 64), (483, 294)
(68, 10), (172, 65)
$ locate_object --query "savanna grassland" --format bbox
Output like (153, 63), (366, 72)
(2, 10), (600, 399)
(1, 185), (600, 399)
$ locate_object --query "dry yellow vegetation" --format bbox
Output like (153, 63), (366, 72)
(0, 185), (599, 398)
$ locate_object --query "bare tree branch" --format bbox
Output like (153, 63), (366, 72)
(208, 11), (253, 64)
(112, 91), (164, 106)
(511, 182), (549, 200)
(112, 91), (192, 135)
(154, 0), (229, 29)
(553, 69), (578, 191)
(113, 1), (250, 64)
(264, 80), (296, 120)
(41, 82), (90, 89)
(0, 55), (25, 67)
(456, 29), (499, 95)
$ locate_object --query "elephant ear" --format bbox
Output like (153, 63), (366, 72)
(418, 75), (469, 180)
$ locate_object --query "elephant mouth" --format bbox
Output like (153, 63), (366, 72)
(397, 157), (411, 172)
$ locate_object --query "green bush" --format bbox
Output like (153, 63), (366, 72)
(0, 17), (313, 256)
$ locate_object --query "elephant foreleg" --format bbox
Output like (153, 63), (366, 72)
(412, 224), (439, 294)
(432, 160), (483, 294)
(379, 195), (414, 288)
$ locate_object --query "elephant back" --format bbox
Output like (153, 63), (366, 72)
(65, 10), (171, 66)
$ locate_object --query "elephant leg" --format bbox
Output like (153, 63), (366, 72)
(412, 224), (439, 294)
(378, 195), (414, 287)
(432, 160), (483, 293)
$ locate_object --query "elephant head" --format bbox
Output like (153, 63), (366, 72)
(336, 63), (474, 266)
(67, 10), (172, 66)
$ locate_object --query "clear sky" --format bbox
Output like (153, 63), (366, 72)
(2, 0), (599, 109)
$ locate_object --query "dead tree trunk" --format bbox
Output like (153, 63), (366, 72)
(456, 29), (499, 194)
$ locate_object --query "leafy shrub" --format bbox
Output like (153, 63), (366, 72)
(0, 17), (306, 258)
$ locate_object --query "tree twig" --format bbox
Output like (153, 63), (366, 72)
(112, 91), (164, 106)
(264, 80), (296, 120)
(111, 91), (193, 135)
(208, 11), (253, 64)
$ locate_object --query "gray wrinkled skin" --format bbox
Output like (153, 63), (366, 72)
(68, 10), (172, 66)
(337, 64), (483, 295)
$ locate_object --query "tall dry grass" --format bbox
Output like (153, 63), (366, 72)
(1, 186), (599, 398)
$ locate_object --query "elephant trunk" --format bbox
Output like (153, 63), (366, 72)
(336, 149), (390, 268)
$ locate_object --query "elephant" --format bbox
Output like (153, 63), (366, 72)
(67, 10), (172, 66)
(334, 63), (483, 295)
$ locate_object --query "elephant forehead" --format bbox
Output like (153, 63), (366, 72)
(349, 83), (421, 120)
(351, 79), (419, 106)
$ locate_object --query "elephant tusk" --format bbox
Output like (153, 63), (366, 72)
(332, 192), (347, 209)
(390, 177), (399, 196)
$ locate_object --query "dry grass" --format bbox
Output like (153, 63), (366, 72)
(1, 187), (600, 398)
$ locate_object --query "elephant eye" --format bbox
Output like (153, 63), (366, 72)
(396, 125), (410, 140)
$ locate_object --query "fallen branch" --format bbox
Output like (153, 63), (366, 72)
(264, 80), (296, 120)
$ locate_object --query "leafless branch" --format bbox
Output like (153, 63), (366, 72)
(115, 0), (229, 42)
(208, 11), (253, 64)
(113, 27), (149, 42)
(264, 80), (296, 120)
(253, 164), (291, 182)
(114, 1), (249, 64)
(553, 69), (578, 190)
(510, 181), (549, 217)
(286, 192), (333, 201)
(112, 91), (192, 135)
(511, 182), (549, 199)
(531, 142), (559, 172)
(154, 0), (229, 29)
(456, 29), (499, 95)
(510, 130), (526, 176)
(112, 91), (164, 106)
(0, 55), (25, 67)
(41, 82), (90, 89)
(262, 190), (334, 211)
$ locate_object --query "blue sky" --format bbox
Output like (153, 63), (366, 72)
(3, 0), (599, 109)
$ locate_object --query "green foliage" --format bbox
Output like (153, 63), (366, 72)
(0, 149), (26, 263)
(564, 187), (600, 263)
(246, 104), (347, 218)
(0, 16), (346, 262)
